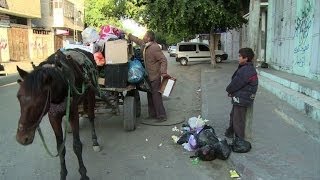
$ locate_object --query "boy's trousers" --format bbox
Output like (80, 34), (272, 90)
(229, 105), (247, 138)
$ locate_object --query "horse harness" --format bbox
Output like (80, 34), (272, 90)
(36, 49), (99, 157)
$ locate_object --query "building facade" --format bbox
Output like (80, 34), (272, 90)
(266, 0), (320, 80)
(0, 0), (84, 63)
(0, 0), (41, 62)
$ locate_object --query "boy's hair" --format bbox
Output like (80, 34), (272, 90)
(146, 30), (155, 41)
(239, 48), (255, 62)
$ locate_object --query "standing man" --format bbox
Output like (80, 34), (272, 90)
(127, 31), (169, 122)
(225, 48), (258, 146)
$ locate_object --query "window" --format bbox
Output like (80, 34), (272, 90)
(199, 45), (210, 51)
(63, 0), (74, 19)
(179, 45), (196, 51)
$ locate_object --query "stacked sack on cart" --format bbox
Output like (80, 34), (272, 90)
(81, 25), (147, 89)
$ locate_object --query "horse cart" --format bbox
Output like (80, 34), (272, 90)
(94, 39), (142, 131)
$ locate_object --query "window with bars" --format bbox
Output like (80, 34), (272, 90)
(63, 0), (74, 19)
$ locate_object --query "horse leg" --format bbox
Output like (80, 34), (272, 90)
(70, 106), (89, 180)
(48, 114), (68, 180)
(87, 88), (100, 152)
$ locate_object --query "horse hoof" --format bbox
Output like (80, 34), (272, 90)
(93, 145), (101, 152)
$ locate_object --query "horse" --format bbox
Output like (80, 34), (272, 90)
(15, 49), (100, 180)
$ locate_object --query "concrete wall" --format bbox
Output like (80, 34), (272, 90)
(266, 0), (320, 81)
(221, 30), (240, 60)
(32, 0), (54, 29)
(29, 30), (54, 62)
(0, 27), (10, 62)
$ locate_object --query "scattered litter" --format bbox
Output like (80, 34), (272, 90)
(182, 143), (193, 152)
(197, 88), (201, 92)
(173, 115), (232, 162)
(142, 156), (146, 160)
(165, 165), (170, 168)
(172, 135), (179, 143)
(145, 138), (148, 142)
(230, 170), (240, 178)
(191, 157), (200, 165)
(172, 126), (180, 132)
(158, 143), (163, 147)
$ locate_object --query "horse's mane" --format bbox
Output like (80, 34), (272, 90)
(24, 65), (64, 97)
(24, 50), (68, 96)
(25, 49), (96, 97)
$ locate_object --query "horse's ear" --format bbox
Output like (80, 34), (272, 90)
(17, 79), (22, 84)
(17, 66), (29, 79)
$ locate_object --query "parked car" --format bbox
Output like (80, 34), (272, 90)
(175, 42), (228, 66)
(169, 46), (177, 57)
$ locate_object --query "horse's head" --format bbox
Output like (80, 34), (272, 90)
(16, 66), (52, 145)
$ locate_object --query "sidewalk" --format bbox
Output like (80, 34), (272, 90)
(201, 61), (320, 179)
(0, 61), (34, 86)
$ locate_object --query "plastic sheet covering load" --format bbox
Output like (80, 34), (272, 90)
(81, 27), (100, 44)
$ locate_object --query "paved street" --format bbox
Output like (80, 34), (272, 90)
(0, 54), (232, 180)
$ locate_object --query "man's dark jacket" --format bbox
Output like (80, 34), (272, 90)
(226, 62), (258, 107)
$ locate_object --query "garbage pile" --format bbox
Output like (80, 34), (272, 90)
(81, 25), (126, 66)
(172, 116), (231, 161)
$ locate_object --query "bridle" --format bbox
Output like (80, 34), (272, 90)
(19, 89), (51, 132)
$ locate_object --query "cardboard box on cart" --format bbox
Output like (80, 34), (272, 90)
(103, 39), (132, 88)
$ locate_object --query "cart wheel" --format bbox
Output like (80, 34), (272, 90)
(123, 96), (136, 131)
(126, 90), (141, 118)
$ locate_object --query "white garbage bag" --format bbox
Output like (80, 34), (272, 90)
(82, 27), (99, 44)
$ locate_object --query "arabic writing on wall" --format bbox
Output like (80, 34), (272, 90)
(294, 0), (313, 67)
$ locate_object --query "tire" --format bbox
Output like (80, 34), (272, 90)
(135, 92), (141, 118)
(215, 56), (222, 63)
(123, 96), (136, 131)
(180, 58), (188, 66)
(126, 90), (141, 118)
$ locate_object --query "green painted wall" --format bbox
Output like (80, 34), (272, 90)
(267, 0), (319, 81)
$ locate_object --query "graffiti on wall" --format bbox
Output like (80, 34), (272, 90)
(0, 38), (7, 50)
(294, 0), (313, 67)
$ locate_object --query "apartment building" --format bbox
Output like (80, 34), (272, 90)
(0, 0), (41, 62)
(32, 0), (84, 53)
(0, 0), (85, 63)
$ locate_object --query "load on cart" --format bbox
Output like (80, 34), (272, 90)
(64, 25), (148, 131)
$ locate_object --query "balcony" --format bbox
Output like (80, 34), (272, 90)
(52, 0), (84, 31)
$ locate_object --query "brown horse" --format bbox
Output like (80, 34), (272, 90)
(16, 49), (100, 180)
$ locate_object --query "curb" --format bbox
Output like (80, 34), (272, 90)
(0, 74), (19, 87)
(200, 67), (271, 180)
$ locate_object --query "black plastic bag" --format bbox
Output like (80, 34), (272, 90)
(177, 132), (192, 145)
(213, 139), (231, 160)
(136, 76), (152, 92)
(232, 137), (252, 153)
(194, 145), (216, 161)
(196, 125), (219, 148)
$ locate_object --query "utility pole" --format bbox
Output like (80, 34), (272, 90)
(246, 0), (260, 140)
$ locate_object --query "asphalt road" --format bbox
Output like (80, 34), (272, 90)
(0, 53), (232, 180)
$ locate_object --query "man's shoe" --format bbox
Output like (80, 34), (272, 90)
(224, 128), (234, 138)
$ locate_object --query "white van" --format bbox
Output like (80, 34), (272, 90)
(176, 42), (228, 66)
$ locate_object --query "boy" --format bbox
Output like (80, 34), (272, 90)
(225, 48), (258, 144)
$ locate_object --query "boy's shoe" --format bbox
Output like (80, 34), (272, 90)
(224, 128), (234, 138)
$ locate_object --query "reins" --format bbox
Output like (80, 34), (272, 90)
(35, 49), (98, 157)
(37, 83), (71, 157)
